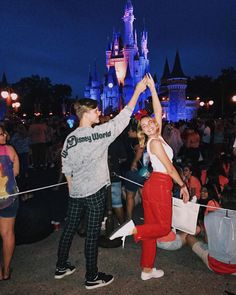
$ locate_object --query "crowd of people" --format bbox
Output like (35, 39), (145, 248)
(0, 74), (235, 288)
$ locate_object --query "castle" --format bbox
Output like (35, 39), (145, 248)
(84, 0), (198, 122)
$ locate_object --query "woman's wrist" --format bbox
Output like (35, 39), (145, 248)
(180, 183), (186, 189)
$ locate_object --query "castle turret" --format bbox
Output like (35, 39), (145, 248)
(166, 51), (187, 121)
(84, 66), (92, 97)
(122, 0), (135, 47)
(141, 31), (148, 60)
(90, 61), (102, 102)
(161, 58), (170, 80)
(0, 72), (8, 88)
(101, 65), (120, 114)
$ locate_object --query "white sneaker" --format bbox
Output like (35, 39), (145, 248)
(141, 268), (164, 281)
(109, 220), (135, 248)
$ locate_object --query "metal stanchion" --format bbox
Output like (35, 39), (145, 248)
(98, 182), (122, 248)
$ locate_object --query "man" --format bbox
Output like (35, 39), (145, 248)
(186, 186), (236, 275)
(54, 78), (146, 289)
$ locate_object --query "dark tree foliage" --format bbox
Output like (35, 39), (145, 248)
(12, 75), (72, 117)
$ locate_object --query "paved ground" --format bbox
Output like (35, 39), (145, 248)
(2, 209), (236, 295)
(1, 169), (236, 295)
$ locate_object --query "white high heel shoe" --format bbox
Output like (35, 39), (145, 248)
(109, 220), (135, 248)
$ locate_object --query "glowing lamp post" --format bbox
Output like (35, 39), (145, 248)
(1, 90), (18, 105)
(232, 95), (236, 103)
(12, 101), (21, 113)
(0, 89), (19, 118)
(199, 99), (214, 116)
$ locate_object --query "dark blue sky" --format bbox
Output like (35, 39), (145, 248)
(1, 0), (236, 96)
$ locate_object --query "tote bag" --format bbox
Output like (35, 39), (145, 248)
(172, 197), (200, 234)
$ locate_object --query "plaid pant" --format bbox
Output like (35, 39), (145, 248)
(56, 186), (106, 280)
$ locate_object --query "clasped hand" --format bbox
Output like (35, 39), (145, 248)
(135, 73), (156, 94)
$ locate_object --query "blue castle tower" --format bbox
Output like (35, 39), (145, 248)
(84, 0), (198, 121)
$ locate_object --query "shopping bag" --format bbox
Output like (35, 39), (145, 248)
(172, 197), (200, 234)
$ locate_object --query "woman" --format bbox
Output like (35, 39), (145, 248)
(122, 123), (146, 219)
(183, 163), (202, 200)
(110, 74), (189, 280)
(0, 125), (19, 280)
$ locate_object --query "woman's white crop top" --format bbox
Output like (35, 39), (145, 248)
(147, 137), (173, 173)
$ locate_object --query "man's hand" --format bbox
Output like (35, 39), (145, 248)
(135, 76), (147, 94)
(145, 73), (156, 91)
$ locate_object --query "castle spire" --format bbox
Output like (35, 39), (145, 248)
(141, 30), (148, 59)
(122, 0), (135, 47)
(92, 60), (98, 81)
(171, 50), (186, 78)
(124, 63), (133, 86)
(161, 58), (170, 80)
(134, 29), (137, 46)
(86, 65), (92, 87)
(1, 72), (8, 88)
(107, 65), (118, 86)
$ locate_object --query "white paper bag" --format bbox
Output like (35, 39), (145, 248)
(172, 197), (200, 234)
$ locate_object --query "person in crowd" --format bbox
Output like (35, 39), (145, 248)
(122, 123), (146, 220)
(110, 74), (189, 281)
(108, 135), (127, 225)
(163, 123), (183, 159)
(213, 119), (225, 159)
(54, 78), (147, 289)
(156, 230), (188, 251)
(0, 125), (19, 280)
(10, 123), (31, 179)
(197, 184), (221, 234)
(232, 136), (236, 184)
(28, 117), (47, 169)
(204, 159), (229, 196)
(184, 125), (201, 164)
(183, 163), (202, 200)
(186, 186), (236, 275)
(200, 120), (214, 164)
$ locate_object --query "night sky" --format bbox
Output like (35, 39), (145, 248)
(1, 0), (236, 96)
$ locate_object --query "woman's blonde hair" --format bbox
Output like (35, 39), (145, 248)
(137, 116), (159, 148)
(74, 98), (98, 120)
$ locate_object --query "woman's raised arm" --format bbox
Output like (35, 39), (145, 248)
(146, 73), (162, 134)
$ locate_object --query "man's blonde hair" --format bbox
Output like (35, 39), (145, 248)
(74, 98), (98, 120)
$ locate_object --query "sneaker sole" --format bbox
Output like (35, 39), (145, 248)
(141, 273), (164, 280)
(54, 268), (76, 279)
(85, 277), (114, 289)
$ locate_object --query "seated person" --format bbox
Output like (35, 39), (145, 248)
(186, 186), (236, 275)
(157, 229), (188, 251)
(183, 163), (202, 200)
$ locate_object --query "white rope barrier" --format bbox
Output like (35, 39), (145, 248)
(114, 173), (236, 214)
(2, 182), (67, 198)
(1, 172), (235, 214)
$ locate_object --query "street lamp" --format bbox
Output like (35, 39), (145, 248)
(0, 89), (19, 118)
(199, 99), (214, 117)
(12, 101), (21, 113)
(1, 90), (18, 105)
(232, 95), (236, 103)
(199, 100), (214, 108)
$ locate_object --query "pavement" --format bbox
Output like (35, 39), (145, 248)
(1, 168), (236, 295)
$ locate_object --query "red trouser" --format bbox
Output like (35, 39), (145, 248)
(134, 172), (173, 268)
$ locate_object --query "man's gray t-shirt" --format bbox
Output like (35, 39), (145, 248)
(61, 106), (133, 198)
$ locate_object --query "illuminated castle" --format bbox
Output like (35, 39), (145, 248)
(84, 0), (198, 121)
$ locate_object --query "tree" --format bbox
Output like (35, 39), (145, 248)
(13, 76), (72, 116)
